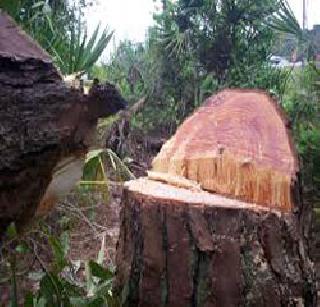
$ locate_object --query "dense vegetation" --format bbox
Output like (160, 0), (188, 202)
(1, 0), (320, 306)
(98, 0), (320, 196)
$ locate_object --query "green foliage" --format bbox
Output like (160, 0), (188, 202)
(269, 1), (320, 61)
(48, 234), (69, 273)
(97, 0), (292, 134)
(92, 41), (147, 102)
(0, 0), (111, 75)
(1, 223), (119, 307)
(154, 0), (279, 83)
(282, 65), (320, 192)
(80, 148), (134, 194)
(227, 63), (292, 98)
(57, 14), (113, 75)
(268, 0), (304, 41)
(1, 148), (128, 306)
(82, 149), (107, 182)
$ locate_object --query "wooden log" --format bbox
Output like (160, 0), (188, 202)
(152, 89), (299, 212)
(0, 12), (127, 233)
(115, 90), (316, 305)
(115, 178), (316, 306)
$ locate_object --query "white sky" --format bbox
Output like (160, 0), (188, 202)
(85, 0), (320, 60)
(86, 0), (160, 60)
(290, 0), (320, 28)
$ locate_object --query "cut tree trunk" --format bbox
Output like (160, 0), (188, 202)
(152, 89), (299, 212)
(115, 90), (316, 306)
(0, 12), (127, 234)
(115, 179), (315, 306)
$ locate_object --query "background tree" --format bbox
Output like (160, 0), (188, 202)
(97, 0), (290, 134)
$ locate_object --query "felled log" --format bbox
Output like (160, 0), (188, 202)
(0, 12), (127, 233)
(114, 90), (316, 306)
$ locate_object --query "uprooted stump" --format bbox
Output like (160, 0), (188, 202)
(0, 12), (127, 234)
(114, 90), (316, 306)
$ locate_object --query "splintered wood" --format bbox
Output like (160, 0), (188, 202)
(126, 178), (278, 213)
(115, 89), (315, 306)
(152, 89), (299, 212)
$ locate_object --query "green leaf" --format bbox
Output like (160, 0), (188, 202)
(48, 236), (68, 273)
(35, 297), (47, 307)
(86, 297), (105, 307)
(94, 279), (113, 298)
(24, 292), (35, 307)
(70, 297), (105, 307)
(39, 273), (62, 304)
(85, 261), (94, 296)
(88, 261), (114, 281)
(6, 222), (17, 239)
(106, 149), (135, 180)
(24, 292), (47, 307)
(82, 149), (105, 181)
(60, 279), (83, 297)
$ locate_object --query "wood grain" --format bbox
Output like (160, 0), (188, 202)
(152, 89), (299, 212)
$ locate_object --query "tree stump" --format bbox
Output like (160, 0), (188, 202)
(152, 89), (299, 212)
(115, 90), (316, 306)
(0, 12), (127, 233)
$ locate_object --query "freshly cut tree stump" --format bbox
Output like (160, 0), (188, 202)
(115, 178), (315, 306)
(153, 89), (299, 212)
(115, 90), (316, 306)
(0, 12), (127, 233)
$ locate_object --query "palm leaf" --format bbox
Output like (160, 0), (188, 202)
(73, 28), (88, 72)
(78, 23), (101, 69)
(267, 0), (305, 41)
(82, 29), (114, 72)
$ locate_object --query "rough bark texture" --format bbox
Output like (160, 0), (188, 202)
(152, 89), (299, 212)
(115, 89), (316, 305)
(115, 179), (316, 307)
(0, 12), (127, 233)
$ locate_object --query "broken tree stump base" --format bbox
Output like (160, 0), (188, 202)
(115, 178), (315, 307)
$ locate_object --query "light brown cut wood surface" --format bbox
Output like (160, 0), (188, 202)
(152, 89), (299, 212)
(126, 178), (279, 213)
(115, 178), (315, 306)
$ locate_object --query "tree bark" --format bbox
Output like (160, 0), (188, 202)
(115, 178), (316, 307)
(115, 89), (316, 306)
(0, 12), (127, 233)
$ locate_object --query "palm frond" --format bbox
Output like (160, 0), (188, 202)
(267, 0), (305, 41)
